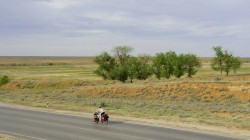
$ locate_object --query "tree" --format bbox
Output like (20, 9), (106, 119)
(211, 46), (224, 74)
(211, 46), (242, 75)
(174, 54), (186, 78)
(126, 55), (152, 83)
(152, 53), (165, 79)
(223, 51), (233, 75)
(137, 54), (151, 66)
(136, 55), (153, 80)
(183, 54), (201, 77)
(112, 46), (133, 65)
(161, 51), (177, 79)
(126, 57), (139, 83)
(152, 51), (200, 79)
(111, 65), (128, 82)
(95, 46), (134, 82)
(231, 57), (241, 74)
(94, 52), (117, 80)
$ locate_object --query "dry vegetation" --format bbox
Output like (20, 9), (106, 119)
(0, 134), (24, 140)
(0, 56), (249, 133)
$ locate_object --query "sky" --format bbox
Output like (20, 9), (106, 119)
(0, 0), (249, 57)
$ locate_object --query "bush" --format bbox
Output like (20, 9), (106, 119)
(0, 75), (10, 85)
(100, 102), (108, 107)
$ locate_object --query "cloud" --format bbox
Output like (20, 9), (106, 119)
(0, 0), (250, 56)
(39, 0), (83, 9)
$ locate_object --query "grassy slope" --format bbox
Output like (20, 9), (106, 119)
(0, 57), (249, 130)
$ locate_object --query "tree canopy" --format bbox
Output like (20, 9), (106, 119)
(211, 46), (241, 75)
(94, 46), (241, 82)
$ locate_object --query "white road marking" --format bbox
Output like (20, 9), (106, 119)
(0, 129), (46, 140)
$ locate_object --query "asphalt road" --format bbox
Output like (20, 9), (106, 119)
(0, 105), (242, 140)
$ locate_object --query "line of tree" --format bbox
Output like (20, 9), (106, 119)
(94, 46), (201, 82)
(153, 51), (201, 79)
(211, 46), (241, 75)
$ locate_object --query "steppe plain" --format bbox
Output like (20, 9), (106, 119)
(0, 56), (249, 139)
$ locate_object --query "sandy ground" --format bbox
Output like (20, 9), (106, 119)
(0, 102), (249, 140)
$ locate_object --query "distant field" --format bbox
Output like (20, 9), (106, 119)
(0, 56), (100, 81)
(0, 56), (249, 132)
(0, 56), (94, 66)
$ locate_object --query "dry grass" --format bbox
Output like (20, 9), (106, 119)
(0, 134), (23, 140)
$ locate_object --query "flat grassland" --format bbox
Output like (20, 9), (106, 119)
(0, 56), (249, 135)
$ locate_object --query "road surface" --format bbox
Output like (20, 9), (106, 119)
(0, 105), (242, 140)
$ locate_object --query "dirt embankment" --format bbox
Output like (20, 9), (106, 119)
(2, 75), (250, 103)
(71, 81), (249, 103)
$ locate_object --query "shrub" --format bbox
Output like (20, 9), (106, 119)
(0, 75), (10, 85)
(100, 102), (108, 107)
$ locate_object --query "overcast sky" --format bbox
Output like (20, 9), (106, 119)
(0, 0), (249, 57)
